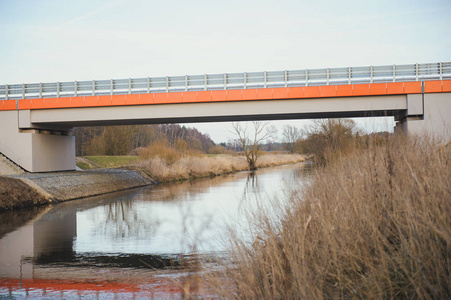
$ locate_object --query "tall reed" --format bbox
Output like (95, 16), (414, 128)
(208, 136), (451, 299)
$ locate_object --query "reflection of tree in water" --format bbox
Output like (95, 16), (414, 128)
(242, 172), (259, 200)
(239, 172), (265, 211)
(89, 174), (252, 243)
(238, 164), (314, 227)
(240, 163), (313, 206)
(103, 200), (158, 238)
(141, 173), (251, 202)
(287, 162), (315, 188)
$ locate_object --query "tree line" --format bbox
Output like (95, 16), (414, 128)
(74, 124), (215, 156)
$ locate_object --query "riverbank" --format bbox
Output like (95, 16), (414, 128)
(0, 153), (305, 211)
(78, 153), (306, 182)
(0, 169), (154, 211)
(135, 153), (305, 182)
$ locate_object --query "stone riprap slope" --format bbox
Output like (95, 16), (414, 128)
(1, 169), (154, 210)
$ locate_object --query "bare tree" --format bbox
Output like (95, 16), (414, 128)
(232, 121), (276, 171)
(282, 124), (302, 153)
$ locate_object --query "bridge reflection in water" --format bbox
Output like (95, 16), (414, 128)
(0, 163), (313, 298)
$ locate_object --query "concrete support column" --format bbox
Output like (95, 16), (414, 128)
(399, 93), (451, 140)
(0, 111), (75, 172)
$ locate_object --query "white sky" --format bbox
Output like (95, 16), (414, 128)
(1, 0), (450, 143)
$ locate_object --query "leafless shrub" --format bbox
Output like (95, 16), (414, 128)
(298, 118), (359, 165)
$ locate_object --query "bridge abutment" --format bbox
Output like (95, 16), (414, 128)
(0, 110), (75, 172)
(397, 93), (451, 140)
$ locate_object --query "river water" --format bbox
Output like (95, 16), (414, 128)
(0, 163), (312, 299)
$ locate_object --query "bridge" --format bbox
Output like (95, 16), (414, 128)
(1, 62), (450, 172)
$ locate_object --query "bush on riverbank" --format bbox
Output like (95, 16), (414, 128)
(295, 119), (391, 166)
(137, 153), (305, 182)
(208, 136), (451, 299)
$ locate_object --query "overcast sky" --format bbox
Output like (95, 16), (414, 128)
(1, 0), (450, 143)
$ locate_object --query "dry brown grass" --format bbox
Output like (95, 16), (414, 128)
(207, 136), (451, 299)
(139, 139), (182, 164)
(0, 177), (49, 211)
(137, 153), (305, 182)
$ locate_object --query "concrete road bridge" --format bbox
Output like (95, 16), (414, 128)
(1, 62), (450, 172)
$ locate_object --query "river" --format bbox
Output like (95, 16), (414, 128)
(0, 162), (312, 299)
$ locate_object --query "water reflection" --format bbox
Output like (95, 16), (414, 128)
(0, 163), (313, 297)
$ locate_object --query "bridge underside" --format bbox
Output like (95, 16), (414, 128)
(20, 110), (402, 127)
(23, 95), (407, 128)
(1, 93), (450, 172)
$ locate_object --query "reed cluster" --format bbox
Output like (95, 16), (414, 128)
(208, 136), (451, 299)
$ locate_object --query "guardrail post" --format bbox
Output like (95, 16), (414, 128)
(440, 62), (443, 80)
(327, 68), (330, 85)
(204, 74), (207, 91)
(305, 69), (309, 86)
(57, 82), (60, 97)
(74, 81), (77, 97)
(264, 71), (267, 88)
(393, 65), (396, 82)
(166, 76), (169, 92)
(284, 70), (288, 87)
(5, 84), (8, 100)
(224, 73), (227, 90)
(370, 66), (373, 83)
(128, 78), (131, 94)
(22, 84), (25, 99)
(415, 64), (419, 81)
(244, 72), (247, 89)
(348, 67), (351, 84)
(147, 77), (150, 93)
(185, 75), (188, 92)
(39, 83), (42, 98)
(92, 80), (95, 96)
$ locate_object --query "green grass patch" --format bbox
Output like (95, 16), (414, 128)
(76, 161), (93, 170)
(83, 156), (141, 168)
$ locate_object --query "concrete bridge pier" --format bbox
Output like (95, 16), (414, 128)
(396, 93), (451, 140)
(0, 110), (75, 173)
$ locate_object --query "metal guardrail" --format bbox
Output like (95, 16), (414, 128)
(0, 62), (450, 100)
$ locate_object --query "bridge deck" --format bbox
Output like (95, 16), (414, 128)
(0, 80), (450, 112)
